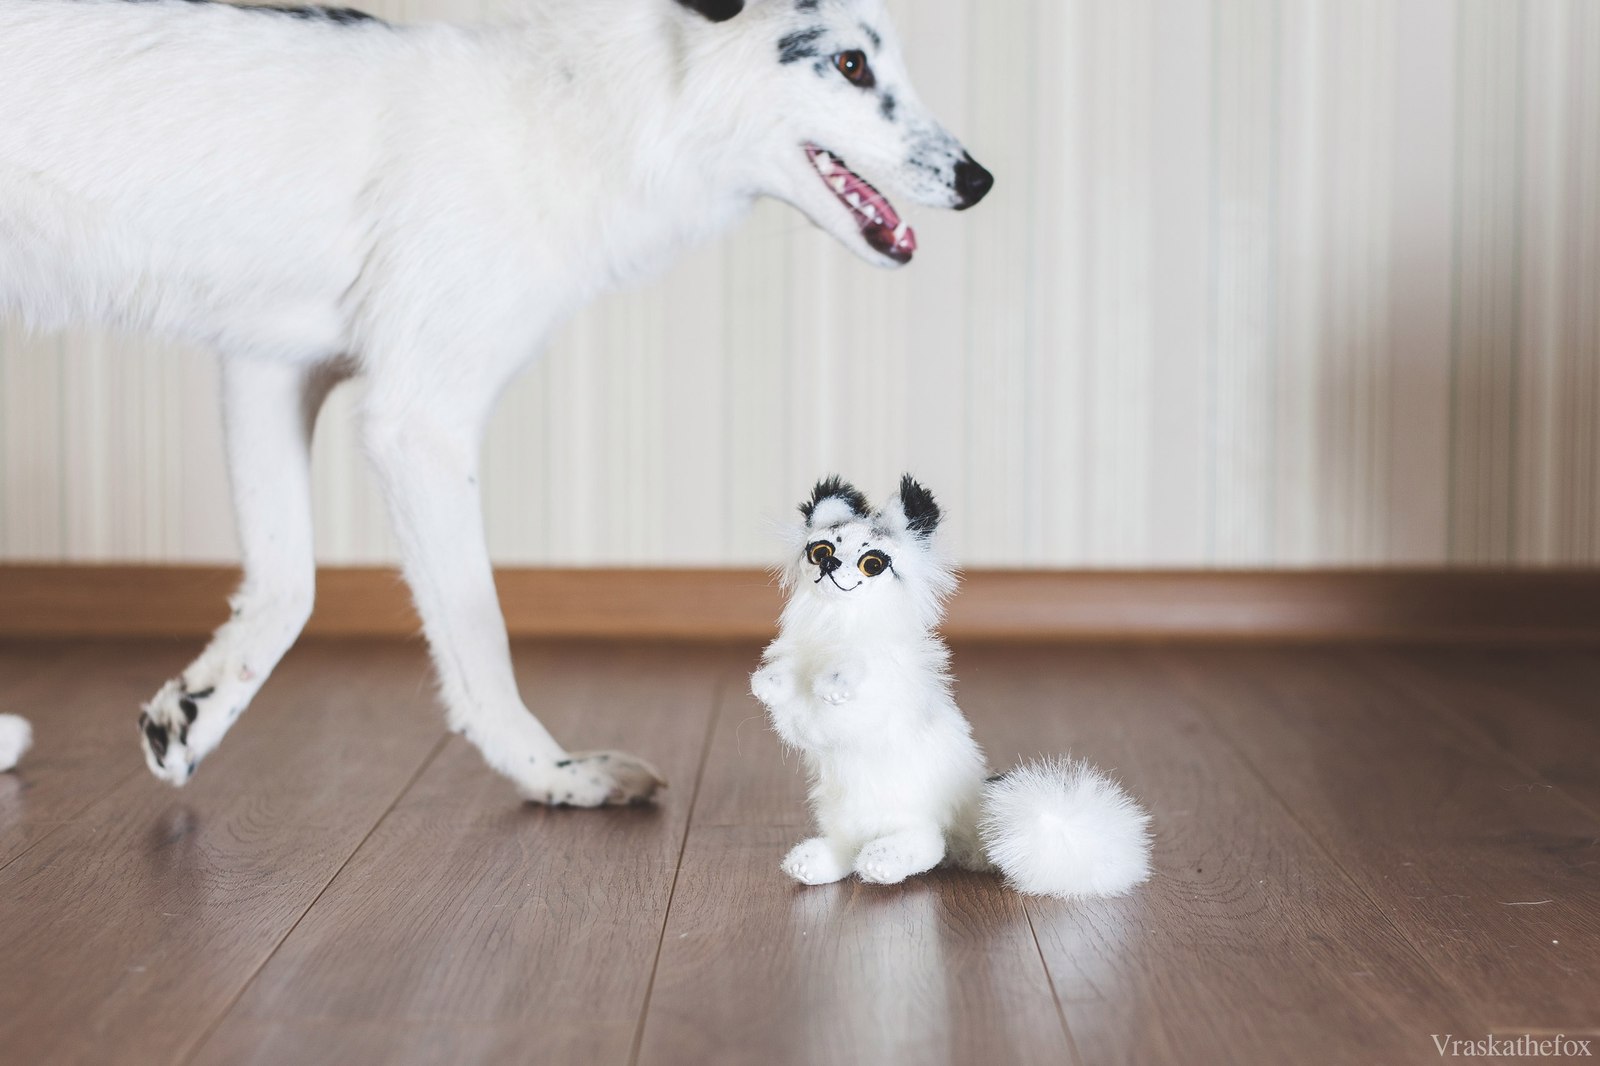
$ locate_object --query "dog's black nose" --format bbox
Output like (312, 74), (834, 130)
(819, 555), (842, 575)
(953, 155), (994, 210)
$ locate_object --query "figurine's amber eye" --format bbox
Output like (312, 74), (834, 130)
(858, 551), (890, 577)
(807, 541), (835, 566)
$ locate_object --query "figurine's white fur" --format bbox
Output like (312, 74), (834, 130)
(752, 477), (1153, 897)
(0, 0), (990, 796)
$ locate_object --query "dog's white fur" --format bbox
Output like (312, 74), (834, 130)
(752, 478), (1152, 897)
(0, 0), (990, 795)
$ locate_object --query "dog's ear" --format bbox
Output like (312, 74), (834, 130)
(800, 476), (870, 528)
(884, 474), (942, 539)
(674, 0), (745, 21)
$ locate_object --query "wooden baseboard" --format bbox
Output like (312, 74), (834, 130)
(4, 565), (1600, 641)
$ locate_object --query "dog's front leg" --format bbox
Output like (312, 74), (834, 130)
(363, 393), (664, 807)
(139, 358), (339, 785)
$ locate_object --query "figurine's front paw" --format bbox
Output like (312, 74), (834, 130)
(781, 837), (851, 886)
(750, 664), (795, 707)
(813, 670), (855, 706)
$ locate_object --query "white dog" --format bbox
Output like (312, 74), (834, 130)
(0, 0), (992, 800)
(752, 477), (1151, 896)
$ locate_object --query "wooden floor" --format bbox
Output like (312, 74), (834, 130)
(1, 640), (1597, 1065)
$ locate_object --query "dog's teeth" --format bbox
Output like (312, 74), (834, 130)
(894, 221), (909, 240)
(845, 192), (862, 209)
(831, 177), (847, 194)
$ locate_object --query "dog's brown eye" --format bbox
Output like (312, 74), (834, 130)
(807, 541), (835, 566)
(834, 50), (874, 88)
(858, 551), (889, 577)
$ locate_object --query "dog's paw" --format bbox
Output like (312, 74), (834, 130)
(781, 838), (850, 886)
(139, 678), (233, 786)
(812, 670), (855, 706)
(854, 835), (942, 885)
(750, 664), (795, 707)
(520, 750), (667, 808)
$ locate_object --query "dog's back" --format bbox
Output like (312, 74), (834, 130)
(0, 0), (404, 354)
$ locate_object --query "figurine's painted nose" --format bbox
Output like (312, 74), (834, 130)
(819, 554), (842, 576)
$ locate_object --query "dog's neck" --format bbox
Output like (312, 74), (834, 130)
(492, 3), (762, 291)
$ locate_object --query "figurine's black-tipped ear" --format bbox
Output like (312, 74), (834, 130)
(674, 0), (745, 21)
(896, 475), (942, 538)
(799, 476), (870, 525)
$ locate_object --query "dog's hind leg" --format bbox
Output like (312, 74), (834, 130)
(361, 382), (665, 807)
(139, 357), (339, 785)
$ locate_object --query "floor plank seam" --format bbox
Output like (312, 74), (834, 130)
(626, 670), (728, 1066)
(1363, 651), (1600, 827)
(176, 730), (453, 1065)
(1146, 650), (1477, 1021)
(1020, 900), (1083, 1066)
(0, 766), (142, 875)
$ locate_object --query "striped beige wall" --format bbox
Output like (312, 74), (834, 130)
(2, 0), (1598, 567)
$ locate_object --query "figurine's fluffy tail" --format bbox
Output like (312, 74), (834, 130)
(0, 715), (31, 772)
(977, 757), (1152, 898)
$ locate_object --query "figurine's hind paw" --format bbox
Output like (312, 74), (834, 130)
(781, 837), (850, 886)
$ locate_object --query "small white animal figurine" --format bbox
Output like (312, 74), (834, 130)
(751, 476), (1153, 897)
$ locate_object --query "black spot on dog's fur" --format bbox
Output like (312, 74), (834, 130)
(861, 23), (882, 50)
(795, 0), (819, 9)
(674, 0), (744, 22)
(897, 475), (942, 536)
(779, 26), (827, 64)
(179, 698), (199, 723)
(187, 686), (215, 700)
(556, 758), (573, 768)
(134, 0), (384, 24)
(144, 722), (169, 761)
(880, 92), (898, 121)
(801, 476), (870, 523)
(264, 5), (378, 23)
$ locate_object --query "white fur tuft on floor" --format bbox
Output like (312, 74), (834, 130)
(0, 715), (31, 772)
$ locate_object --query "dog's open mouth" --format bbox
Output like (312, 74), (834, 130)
(806, 145), (916, 264)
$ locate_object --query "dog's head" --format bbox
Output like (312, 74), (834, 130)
(780, 475), (957, 629)
(673, 0), (993, 268)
